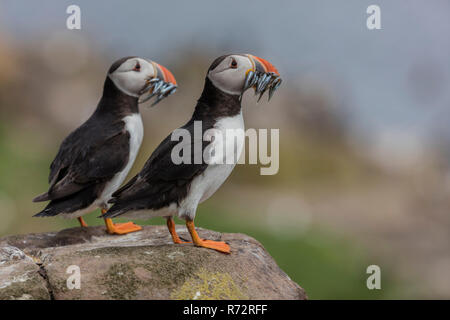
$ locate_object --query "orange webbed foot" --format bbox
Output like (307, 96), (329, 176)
(195, 239), (231, 254)
(104, 218), (142, 235)
(107, 221), (142, 235)
(102, 209), (142, 235)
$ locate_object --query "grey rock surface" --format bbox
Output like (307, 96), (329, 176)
(0, 225), (306, 300)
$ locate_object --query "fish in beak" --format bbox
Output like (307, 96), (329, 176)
(139, 61), (178, 106)
(244, 54), (282, 101)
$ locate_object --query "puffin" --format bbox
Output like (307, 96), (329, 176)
(33, 56), (177, 235)
(103, 54), (281, 252)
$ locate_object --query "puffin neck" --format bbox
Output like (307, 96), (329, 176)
(192, 78), (242, 121)
(97, 77), (139, 116)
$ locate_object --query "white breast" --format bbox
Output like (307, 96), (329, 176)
(179, 112), (244, 219)
(98, 113), (144, 207)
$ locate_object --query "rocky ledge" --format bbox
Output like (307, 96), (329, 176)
(0, 225), (306, 300)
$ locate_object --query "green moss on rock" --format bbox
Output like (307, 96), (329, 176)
(141, 246), (210, 287)
(171, 268), (248, 300)
(100, 263), (141, 300)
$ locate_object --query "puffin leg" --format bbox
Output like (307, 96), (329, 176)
(166, 217), (191, 244)
(77, 217), (88, 227)
(101, 209), (142, 235)
(186, 219), (230, 254)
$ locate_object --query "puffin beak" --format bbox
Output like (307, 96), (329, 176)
(244, 54), (282, 101)
(139, 61), (178, 106)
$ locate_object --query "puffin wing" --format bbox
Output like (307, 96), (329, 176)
(108, 120), (211, 213)
(33, 129), (130, 202)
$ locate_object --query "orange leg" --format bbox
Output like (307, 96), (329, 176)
(101, 208), (142, 235)
(166, 217), (191, 244)
(186, 219), (230, 254)
(77, 217), (88, 227)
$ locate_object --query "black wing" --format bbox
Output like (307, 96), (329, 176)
(33, 116), (130, 203)
(106, 119), (213, 216)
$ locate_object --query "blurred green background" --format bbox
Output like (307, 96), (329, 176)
(1, 0), (450, 299)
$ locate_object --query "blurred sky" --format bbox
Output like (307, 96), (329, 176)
(1, 0), (449, 142)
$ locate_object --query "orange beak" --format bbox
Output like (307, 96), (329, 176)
(248, 54), (280, 76)
(139, 61), (177, 106)
(244, 54), (282, 101)
(154, 62), (177, 86)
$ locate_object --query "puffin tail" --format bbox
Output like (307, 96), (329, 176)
(33, 192), (50, 202)
(33, 185), (97, 218)
(33, 204), (62, 217)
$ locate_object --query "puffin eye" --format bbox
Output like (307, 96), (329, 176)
(230, 58), (238, 69)
(133, 62), (141, 72)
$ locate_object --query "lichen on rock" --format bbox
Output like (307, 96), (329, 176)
(0, 246), (50, 300)
(171, 268), (248, 300)
(101, 263), (141, 300)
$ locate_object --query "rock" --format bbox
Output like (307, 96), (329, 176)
(0, 245), (50, 300)
(0, 225), (306, 300)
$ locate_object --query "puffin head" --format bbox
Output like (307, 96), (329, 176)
(207, 54), (281, 101)
(108, 56), (177, 106)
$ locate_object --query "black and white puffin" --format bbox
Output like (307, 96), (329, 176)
(103, 54), (281, 252)
(33, 56), (177, 235)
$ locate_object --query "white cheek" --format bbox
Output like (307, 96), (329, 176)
(208, 57), (253, 95)
(109, 59), (154, 97)
(109, 73), (142, 97)
(209, 70), (246, 95)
